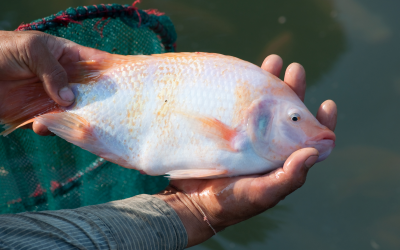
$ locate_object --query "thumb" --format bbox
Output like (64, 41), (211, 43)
(29, 40), (75, 106)
(260, 148), (319, 203)
(250, 147), (320, 211)
(280, 147), (319, 194)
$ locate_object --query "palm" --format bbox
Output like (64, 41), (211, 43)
(170, 174), (274, 229)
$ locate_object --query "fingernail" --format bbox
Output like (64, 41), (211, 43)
(59, 87), (75, 102)
(289, 63), (305, 79)
(305, 155), (319, 169)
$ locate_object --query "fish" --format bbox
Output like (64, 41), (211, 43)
(0, 52), (336, 179)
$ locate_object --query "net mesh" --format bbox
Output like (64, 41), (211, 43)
(0, 3), (176, 214)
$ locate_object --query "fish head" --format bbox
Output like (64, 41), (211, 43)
(247, 93), (335, 164)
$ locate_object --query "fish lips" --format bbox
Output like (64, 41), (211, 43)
(304, 139), (336, 162)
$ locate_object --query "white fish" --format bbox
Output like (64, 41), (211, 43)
(0, 52), (335, 179)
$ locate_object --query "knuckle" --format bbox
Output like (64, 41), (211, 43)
(50, 67), (66, 77)
(21, 32), (50, 52)
(48, 67), (67, 83)
(248, 196), (263, 208)
(23, 34), (42, 48)
(21, 34), (45, 58)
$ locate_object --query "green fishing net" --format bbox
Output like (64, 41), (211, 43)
(0, 3), (177, 214)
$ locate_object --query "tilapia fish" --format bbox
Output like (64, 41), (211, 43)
(0, 53), (335, 179)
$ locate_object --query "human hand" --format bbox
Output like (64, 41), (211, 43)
(155, 55), (337, 247)
(0, 31), (108, 135)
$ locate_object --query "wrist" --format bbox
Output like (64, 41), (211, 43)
(154, 187), (215, 247)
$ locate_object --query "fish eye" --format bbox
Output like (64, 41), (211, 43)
(290, 113), (301, 122)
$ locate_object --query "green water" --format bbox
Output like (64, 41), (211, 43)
(2, 0), (400, 249)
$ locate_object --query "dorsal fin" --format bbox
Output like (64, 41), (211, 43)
(67, 54), (153, 84)
(68, 52), (249, 84)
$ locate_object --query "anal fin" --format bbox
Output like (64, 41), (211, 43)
(166, 168), (228, 179)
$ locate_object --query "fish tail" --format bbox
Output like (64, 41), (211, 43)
(0, 82), (61, 136)
(0, 54), (149, 136)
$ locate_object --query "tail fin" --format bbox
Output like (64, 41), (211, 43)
(0, 82), (61, 136)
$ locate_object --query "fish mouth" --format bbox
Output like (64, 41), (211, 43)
(315, 142), (335, 162)
(305, 130), (336, 143)
(305, 140), (336, 162)
(305, 130), (336, 162)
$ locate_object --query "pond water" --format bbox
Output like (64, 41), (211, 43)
(2, 0), (400, 249)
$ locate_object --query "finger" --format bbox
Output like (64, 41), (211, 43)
(32, 120), (53, 136)
(316, 100), (337, 131)
(275, 147), (318, 198)
(261, 54), (283, 77)
(256, 148), (319, 203)
(58, 40), (111, 75)
(283, 63), (306, 101)
(26, 37), (75, 106)
(76, 45), (110, 61)
(59, 37), (110, 62)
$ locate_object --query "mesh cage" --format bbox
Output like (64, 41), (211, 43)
(0, 3), (176, 214)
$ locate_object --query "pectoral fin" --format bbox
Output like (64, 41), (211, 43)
(166, 168), (229, 179)
(179, 113), (239, 152)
